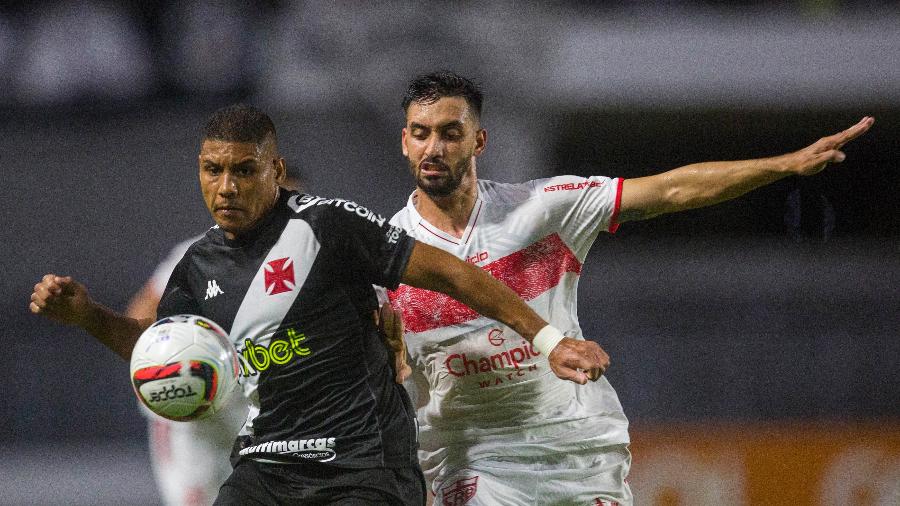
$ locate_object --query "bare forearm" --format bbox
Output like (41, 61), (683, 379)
(619, 117), (874, 222)
(432, 263), (545, 341)
(31, 274), (151, 361)
(81, 302), (151, 361)
(401, 242), (609, 385)
(402, 243), (547, 341)
(656, 157), (788, 213)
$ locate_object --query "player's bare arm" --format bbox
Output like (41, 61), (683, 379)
(401, 241), (610, 385)
(30, 274), (151, 360)
(617, 116), (874, 222)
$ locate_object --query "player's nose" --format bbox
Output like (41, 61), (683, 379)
(424, 136), (444, 158)
(218, 173), (238, 195)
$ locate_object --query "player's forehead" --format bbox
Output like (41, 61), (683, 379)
(405, 96), (476, 129)
(199, 139), (262, 163)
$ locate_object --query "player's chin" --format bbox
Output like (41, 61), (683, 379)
(417, 177), (454, 197)
(214, 217), (248, 236)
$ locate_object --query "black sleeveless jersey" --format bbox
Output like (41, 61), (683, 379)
(157, 190), (418, 469)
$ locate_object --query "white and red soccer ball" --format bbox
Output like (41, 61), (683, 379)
(130, 314), (241, 421)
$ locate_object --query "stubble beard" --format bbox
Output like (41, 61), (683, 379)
(413, 158), (470, 198)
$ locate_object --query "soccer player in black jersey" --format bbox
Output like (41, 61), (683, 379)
(30, 104), (608, 505)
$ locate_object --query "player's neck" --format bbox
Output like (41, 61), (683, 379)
(222, 188), (280, 243)
(413, 177), (478, 239)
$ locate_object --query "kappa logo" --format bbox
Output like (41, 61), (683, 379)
(440, 476), (478, 506)
(204, 280), (224, 300)
(264, 257), (295, 295)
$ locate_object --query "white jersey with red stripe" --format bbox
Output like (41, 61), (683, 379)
(389, 176), (630, 488)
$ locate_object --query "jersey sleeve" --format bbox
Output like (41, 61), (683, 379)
(532, 175), (623, 260)
(156, 255), (201, 319)
(149, 235), (203, 296)
(317, 202), (416, 290)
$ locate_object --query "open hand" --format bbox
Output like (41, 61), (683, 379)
(788, 116), (874, 176)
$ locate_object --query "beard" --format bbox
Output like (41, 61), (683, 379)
(411, 157), (469, 197)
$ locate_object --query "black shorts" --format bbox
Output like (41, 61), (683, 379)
(214, 459), (426, 505)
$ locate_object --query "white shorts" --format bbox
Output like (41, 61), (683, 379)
(432, 444), (632, 506)
(146, 396), (249, 506)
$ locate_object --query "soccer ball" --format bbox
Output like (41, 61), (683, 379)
(130, 314), (241, 422)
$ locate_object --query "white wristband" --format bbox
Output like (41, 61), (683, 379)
(532, 325), (565, 357)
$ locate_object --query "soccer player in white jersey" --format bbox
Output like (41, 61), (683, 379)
(388, 71), (873, 505)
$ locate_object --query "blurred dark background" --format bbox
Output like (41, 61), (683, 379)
(1, 1), (897, 504)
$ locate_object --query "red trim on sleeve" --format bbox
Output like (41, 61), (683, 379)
(608, 177), (624, 233)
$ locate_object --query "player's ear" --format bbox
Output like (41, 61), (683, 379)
(274, 158), (286, 185)
(401, 128), (409, 157)
(474, 128), (487, 156)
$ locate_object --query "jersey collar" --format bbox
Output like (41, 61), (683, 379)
(405, 187), (484, 246)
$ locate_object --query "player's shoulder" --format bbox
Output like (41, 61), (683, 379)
(283, 191), (389, 228)
(168, 229), (218, 273)
(157, 232), (208, 264)
(529, 175), (618, 198)
(171, 233), (206, 253)
(389, 194), (415, 228)
(149, 233), (209, 291)
(189, 225), (221, 249)
(477, 178), (542, 204)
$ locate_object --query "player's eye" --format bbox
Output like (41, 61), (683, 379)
(233, 164), (254, 176)
(444, 129), (462, 140)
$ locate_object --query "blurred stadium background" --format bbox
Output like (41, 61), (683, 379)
(1, 1), (898, 504)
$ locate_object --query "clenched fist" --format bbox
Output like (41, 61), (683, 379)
(547, 337), (610, 385)
(30, 274), (93, 326)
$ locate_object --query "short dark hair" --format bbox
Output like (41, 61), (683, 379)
(402, 71), (483, 119)
(203, 104), (277, 145)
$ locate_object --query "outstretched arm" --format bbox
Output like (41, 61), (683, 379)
(30, 274), (151, 360)
(401, 241), (609, 385)
(617, 116), (874, 222)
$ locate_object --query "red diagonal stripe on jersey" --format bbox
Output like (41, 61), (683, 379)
(389, 233), (581, 333)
